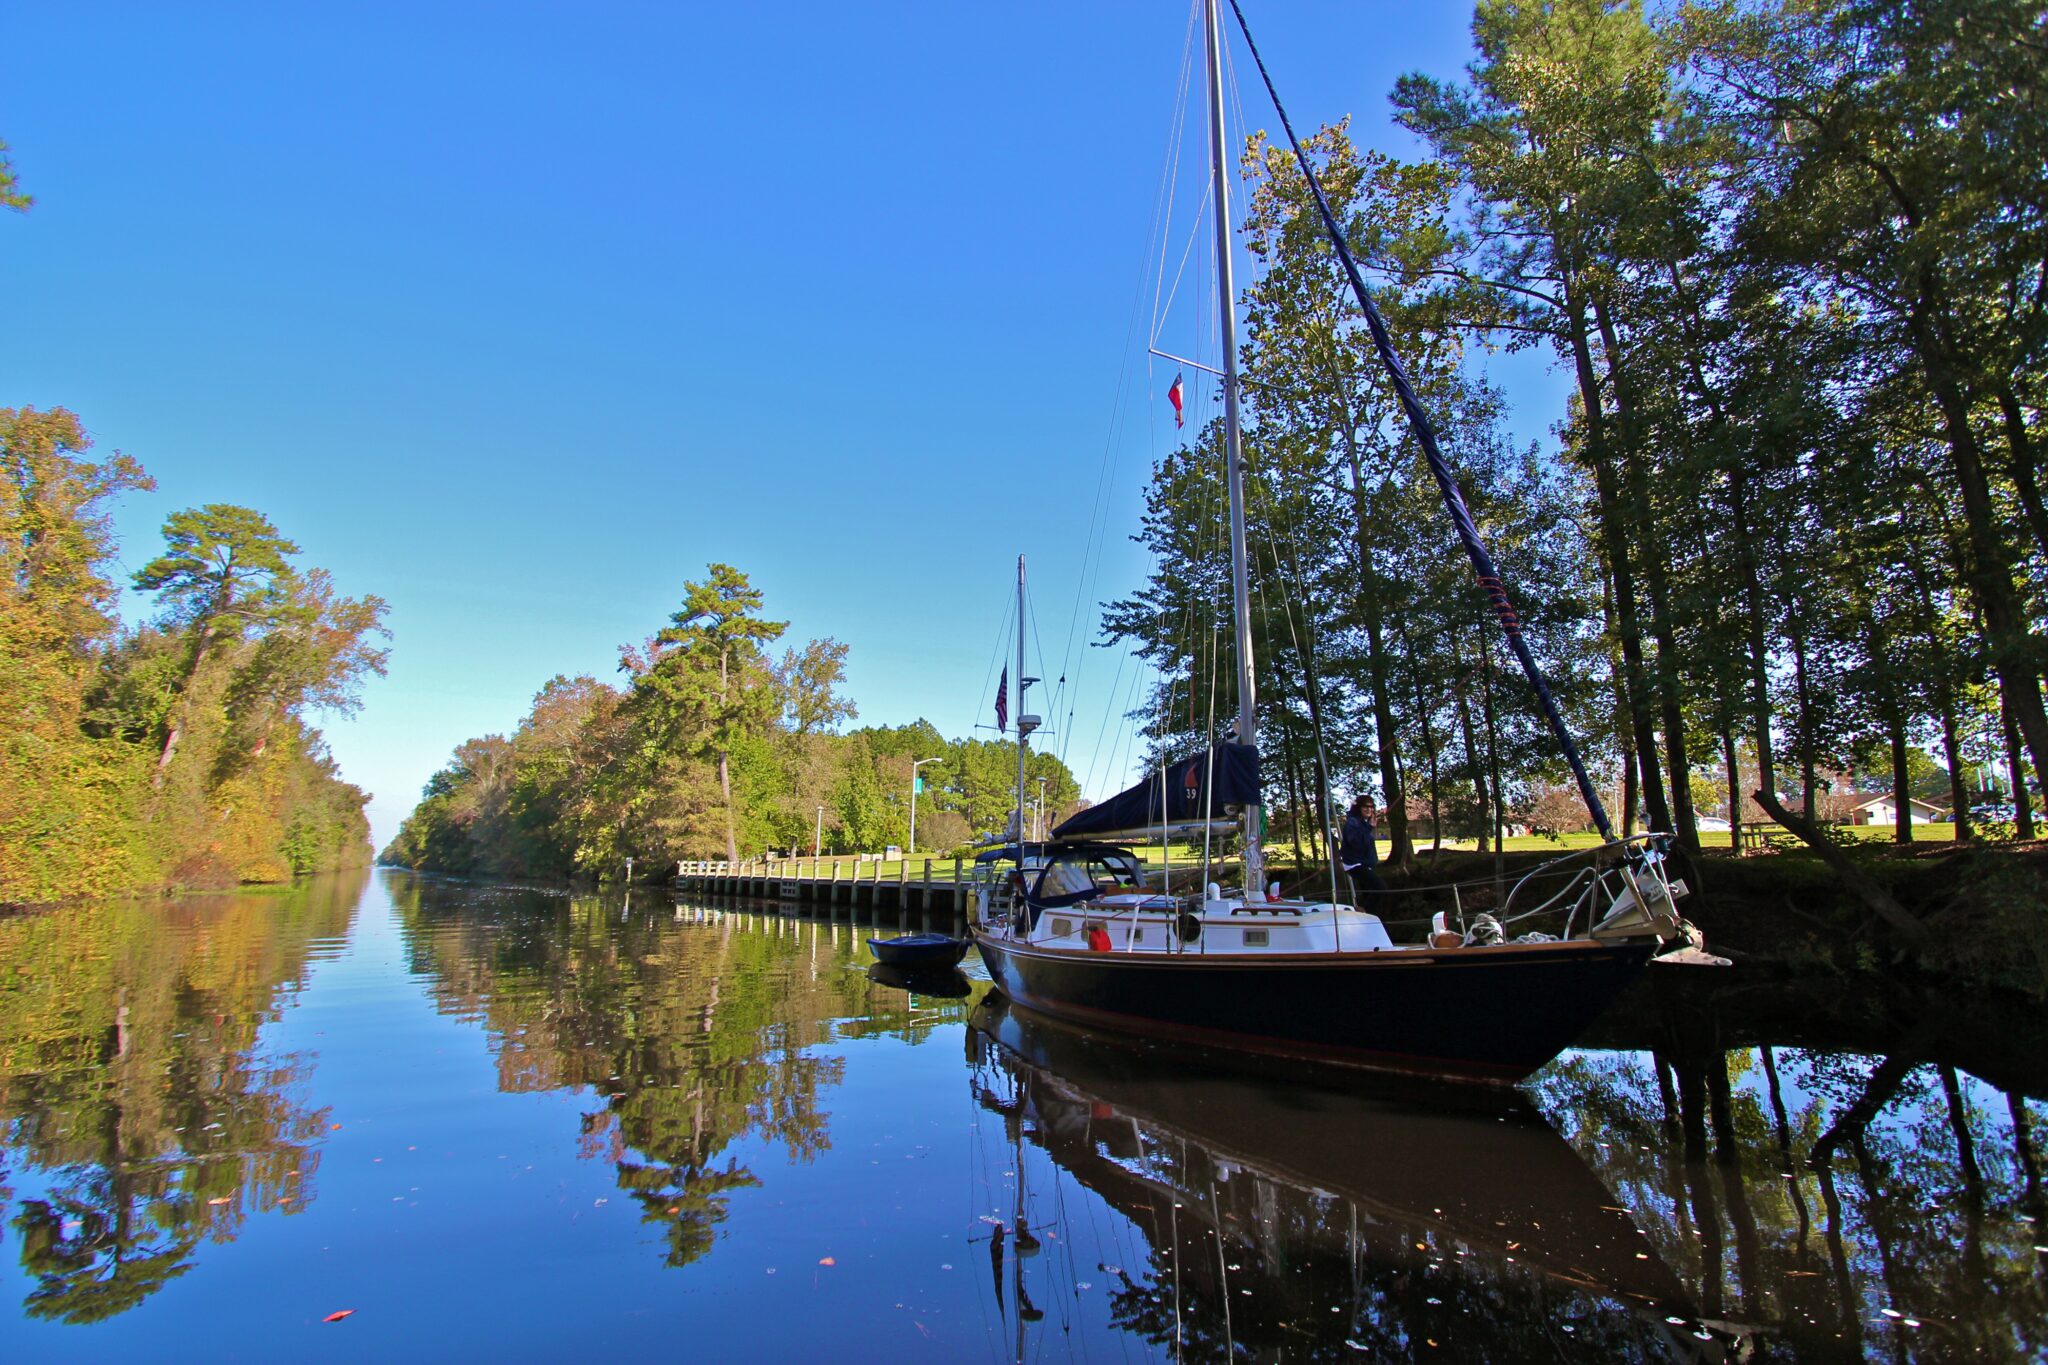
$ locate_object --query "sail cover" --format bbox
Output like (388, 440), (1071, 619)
(1052, 744), (1260, 841)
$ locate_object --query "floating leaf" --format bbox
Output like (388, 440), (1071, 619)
(322, 1310), (354, 1324)
(818, 1256), (837, 1266)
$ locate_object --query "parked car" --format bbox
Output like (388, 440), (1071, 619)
(1970, 803), (2018, 823)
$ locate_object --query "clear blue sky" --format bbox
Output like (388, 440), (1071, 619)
(1, 2), (1567, 850)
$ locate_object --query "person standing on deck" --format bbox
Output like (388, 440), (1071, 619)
(1340, 796), (1388, 902)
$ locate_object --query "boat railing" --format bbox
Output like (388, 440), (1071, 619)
(1344, 832), (1686, 945)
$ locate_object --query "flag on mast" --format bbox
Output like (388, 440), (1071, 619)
(1168, 373), (1184, 428)
(994, 666), (1009, 734)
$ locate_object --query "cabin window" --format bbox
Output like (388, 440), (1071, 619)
(1130, 927), (1144, 944)
(1050, 918), (1072, 938)
(1243, 928), (1269, 947)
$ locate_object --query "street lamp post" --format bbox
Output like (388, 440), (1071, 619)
(814, 805), (824, 859)
(1035, 776), (1048, 841)
(909, 758), (939, 855)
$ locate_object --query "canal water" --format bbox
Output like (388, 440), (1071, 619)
(0, 871), (2041, 1361)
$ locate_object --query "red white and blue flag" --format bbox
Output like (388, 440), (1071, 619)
(1168, 373), (1185, 428)
(995, 665), (1009, 734)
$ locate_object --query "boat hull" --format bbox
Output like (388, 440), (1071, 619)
(972, 932), (1655, 1083)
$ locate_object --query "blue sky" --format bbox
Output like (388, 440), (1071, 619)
(2, 2), (1568, 850)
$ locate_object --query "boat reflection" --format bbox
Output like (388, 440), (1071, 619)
(969, 994), (1737, 1361)
(864, 962), (973, 998)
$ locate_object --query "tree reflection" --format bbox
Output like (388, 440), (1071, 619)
(1535, 1030), (2048, 1361)
(0, 874), (359, 1322)
(388, 884), (972, 1269)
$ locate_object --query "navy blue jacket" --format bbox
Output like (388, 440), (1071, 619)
(1339, 812), (1378, 869)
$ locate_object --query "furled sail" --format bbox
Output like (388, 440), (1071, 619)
(1052, 743), (1261, 841)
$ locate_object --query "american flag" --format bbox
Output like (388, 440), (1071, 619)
(995, 665), (1009, 734)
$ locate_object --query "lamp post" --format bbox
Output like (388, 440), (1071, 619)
(909, 758), (939, 855)
(1035, 776), (1048, 841)
(814, 805), (824, 859)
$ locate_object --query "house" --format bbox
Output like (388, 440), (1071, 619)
(1847, 795), (1948, 826)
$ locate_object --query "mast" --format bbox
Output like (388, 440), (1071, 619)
(1202, 0), (1264, 893)
(1015, 555), (1031, 845)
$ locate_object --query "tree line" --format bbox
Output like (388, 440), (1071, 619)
(1, 406), (389, 905)
(381, 562), (1078, 878)
(1110, 0), (2045, 869)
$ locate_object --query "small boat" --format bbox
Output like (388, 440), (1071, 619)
(866, 932), (971, 969)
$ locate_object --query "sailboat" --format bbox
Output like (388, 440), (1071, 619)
(970, 0), (1717, 1085)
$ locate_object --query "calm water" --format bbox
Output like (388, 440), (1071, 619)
(0, 871), (2041, 1361)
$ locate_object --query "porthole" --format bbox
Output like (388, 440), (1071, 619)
(1051, 918), (1072, 938)
(1243, 928), (1269, 947)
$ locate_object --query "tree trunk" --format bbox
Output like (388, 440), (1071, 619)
(1937, 690), (1971, 844)
(1726, 461), (1782, 814)
(1788, 622), (1818, 818)
(1281, 725), (1309, 872)
(1621, 747), (1638, 839)
(1994, 380), (2048, 569)
(1603, 569), (1639, 836)
(1721, 726), (1743, 853)
(1338, 441), (1413, 869)
(719, 750), (737, 863)
(1397, 617), (1444, 855)
(1567, 294), (1671, 834)
(2004, 692), (2037, 839)
(1914, 305), (2048, 809)
(1477, 608), (1507, 873)
(1593, 297), (1698, 850)
(154, 616), (222, 786)
(1889, 712), (1914, 846)
(1455, 671), (1488, 854)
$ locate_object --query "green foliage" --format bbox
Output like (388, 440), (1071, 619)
(1117, 0), (2047, 869)
(0, 409), (382, 903)
(0, 136), (28, 212)
(385, 568), (1080, 874)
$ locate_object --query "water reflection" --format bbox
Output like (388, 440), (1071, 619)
(1535, 1044), (2048, 1360)
(0, 874), (360, 1322)
(0, 877), (2040, 1361)
(386, 879), (978, 1270)
(969, 994), (1727, 1361)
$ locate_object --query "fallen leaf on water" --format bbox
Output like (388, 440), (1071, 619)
(818, 1256), (837, 1266)
(322, 1310), (354, 1324)
(329, 1124), (342, 1131)
(208, 1197), (231, 1206)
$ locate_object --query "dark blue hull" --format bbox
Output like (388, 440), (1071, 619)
(867, 933), (971, 969)
(972, 933), (1654, 1083)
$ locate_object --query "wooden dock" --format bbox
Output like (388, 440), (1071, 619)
(672, 855), (978, 921)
